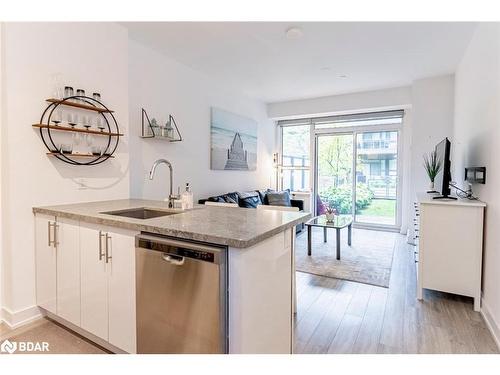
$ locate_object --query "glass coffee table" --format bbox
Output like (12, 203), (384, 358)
(305, 215), (353, 260)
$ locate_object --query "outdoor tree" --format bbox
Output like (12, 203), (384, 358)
(318, 136), (352, 188)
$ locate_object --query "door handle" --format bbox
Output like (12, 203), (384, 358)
(161, 253), (185, 266)
(98, 231), (106, 261)
(105, 233), (112, 263)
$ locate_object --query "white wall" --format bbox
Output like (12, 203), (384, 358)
(1, 23), (130, 324)
(128, 39), (275, 202)
(407, 75), (455, 241)
(267, 86), (412, 120)
(453, 23), (500, 344)
(0, 25), (276, 324)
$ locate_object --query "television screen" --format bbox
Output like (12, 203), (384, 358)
(433, 138), (452, 198)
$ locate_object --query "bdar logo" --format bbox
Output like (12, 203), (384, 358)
(1, 339), (17, 354)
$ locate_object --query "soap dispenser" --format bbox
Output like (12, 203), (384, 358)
(182, 183), (194, 209)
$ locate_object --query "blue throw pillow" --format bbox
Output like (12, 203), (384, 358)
(237, 191), (262, 208)
(266, 190), (292, 207)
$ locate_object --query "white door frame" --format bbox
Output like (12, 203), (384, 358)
(313, 122), (403, 231)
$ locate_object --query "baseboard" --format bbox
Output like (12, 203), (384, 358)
(481, 299), (500, 351)
(1, 305), (42, 329)
(44, 310), (123, 354)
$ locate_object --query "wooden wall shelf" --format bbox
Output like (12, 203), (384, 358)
(33, 123), (123, 137)
(46, 152), (114, 158)
(36, 95), (120, 165)
(46, 98), (114, 113)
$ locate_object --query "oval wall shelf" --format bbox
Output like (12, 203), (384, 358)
(35, 95), (122, 165)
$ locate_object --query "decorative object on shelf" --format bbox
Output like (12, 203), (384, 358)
(423, 150), (441, 193)
(465, 167), (486, 184)
(64, 86), (74, 99)
(210, 107), (257, 171)
(33, 95), (122, 165)
(325, 206), (337, 222)
(140, 108), (182, 141)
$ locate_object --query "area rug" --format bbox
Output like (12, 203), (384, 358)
(295, 227), (397, 288)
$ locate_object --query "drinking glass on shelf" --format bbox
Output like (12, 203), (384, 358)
(72, 131), (81, 146)
(76, 89), (86, 104)
(67, 112), (77, 128)
(81, 114), (90, 129)
(64, 86), (74, 99)
(52, 109), (62, 126)
(61, 144), (73, 154)
(92, 92), (101, 102)
(91, 146), (101, 156)
(96, 116), (106, 132)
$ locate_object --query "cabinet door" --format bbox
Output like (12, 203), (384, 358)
(80, 222), (108, 341)
(107, 227), (138, 353)
(56, 217), (81, 326)
(35, 214), (57, 314)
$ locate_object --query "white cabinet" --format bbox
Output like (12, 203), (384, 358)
(228, 229), (293, 353)
(415, 192), (485, 311)
(107, 227), (137, 353)
(35, 214), (57, 314)
(35, 215), (80, 325)
(56, 217), (81, 326)
(80, 222), (137, 353)
(80, 222), (109, 340)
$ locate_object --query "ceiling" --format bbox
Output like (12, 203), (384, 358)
(123, 22), (477, 103)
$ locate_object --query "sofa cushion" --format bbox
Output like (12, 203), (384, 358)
(237, 191), (262, 208)
(266, 190), (292, 207)
(224, 192), (240, 204)
(256, 189), (269, 204)
(208, 192), (239, 204)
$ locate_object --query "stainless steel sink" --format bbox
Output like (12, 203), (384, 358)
(101, 207), (179, 220)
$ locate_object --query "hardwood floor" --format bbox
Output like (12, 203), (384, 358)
(1, 231), (497, 354)
(294, 233), (499, 354)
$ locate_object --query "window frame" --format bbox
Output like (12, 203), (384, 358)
(279, 123), (312, 193)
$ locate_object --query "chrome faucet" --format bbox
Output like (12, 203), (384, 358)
(149, 159), (179, 208)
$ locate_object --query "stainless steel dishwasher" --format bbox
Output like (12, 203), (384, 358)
(135, 233), (228, 354)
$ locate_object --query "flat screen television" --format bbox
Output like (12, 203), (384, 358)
(432, 137), (456, 200)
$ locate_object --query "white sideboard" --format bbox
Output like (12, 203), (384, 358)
(413, 192), (486, 311)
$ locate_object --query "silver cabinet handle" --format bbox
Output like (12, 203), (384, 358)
(53, 223), (59, 246)
(48, 221), (53, 246)
(105, 233), (112, 263)
(48, 221), (58, 247)
(98, 231), (106, 261)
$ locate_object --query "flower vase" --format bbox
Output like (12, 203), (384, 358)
(325, 212), (335, 222)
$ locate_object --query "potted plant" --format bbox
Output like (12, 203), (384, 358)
(423, 150), (442, 192)
(325, 206), (337, 222)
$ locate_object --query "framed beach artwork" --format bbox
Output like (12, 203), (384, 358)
(210, 107), (258, 171)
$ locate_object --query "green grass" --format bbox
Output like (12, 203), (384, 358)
(357, 199), (396, 217)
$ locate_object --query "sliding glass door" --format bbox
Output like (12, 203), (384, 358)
(316, 134), (354, 217)
(315, 129), (400, 229)
(355, 131), (398, 226)
(279, 110), (403, 230)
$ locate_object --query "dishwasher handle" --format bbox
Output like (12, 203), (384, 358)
(161, 253), (185, 266)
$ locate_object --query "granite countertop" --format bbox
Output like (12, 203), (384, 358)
(33, 199), (311, 248)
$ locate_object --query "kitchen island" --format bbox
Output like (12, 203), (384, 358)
(33, 199), (310, 354)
